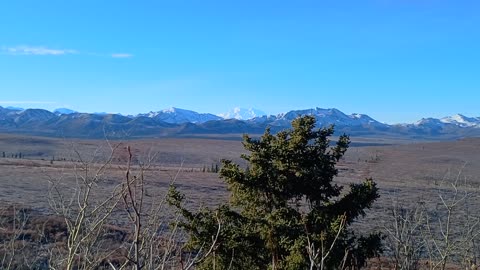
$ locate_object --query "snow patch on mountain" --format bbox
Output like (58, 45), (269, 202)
(219, 107), (267, 120)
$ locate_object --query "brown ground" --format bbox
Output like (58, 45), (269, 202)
(1, 133), (480, 225)
(1, 133), (480, 268)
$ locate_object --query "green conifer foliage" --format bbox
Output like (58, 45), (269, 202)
(169, 116), (382, 269)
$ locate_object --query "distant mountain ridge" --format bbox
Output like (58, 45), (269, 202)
(0, 106), (479, 140)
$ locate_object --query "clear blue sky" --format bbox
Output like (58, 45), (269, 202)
(0, 0), (478, 124)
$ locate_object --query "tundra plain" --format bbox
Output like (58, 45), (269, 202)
(0, 133), (479, 214)
(1, 133), (480, 268)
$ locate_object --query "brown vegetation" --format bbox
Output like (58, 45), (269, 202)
(1, 133), (480, 268)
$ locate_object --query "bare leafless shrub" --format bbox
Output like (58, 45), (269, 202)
(383, 194), (426, 270)
(0, 205), (29, 269)
(383, 165), (480, 270)
(47, 143), (124, 270)
(0, 205), (56, 269)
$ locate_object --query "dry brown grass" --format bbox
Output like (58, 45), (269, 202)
(2, 134), (480, 227)
(1, 133), (480, 268)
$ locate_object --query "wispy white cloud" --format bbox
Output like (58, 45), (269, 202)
(3, 46), (77, 56)
(0, 101), (57, 105)
(111, 53), (133, 58)
(2, 45), (133, 58)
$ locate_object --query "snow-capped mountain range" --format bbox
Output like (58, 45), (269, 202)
(137, 107), (267, 123)
(413, 114), (480, 128)
(0, 106), (479, 139)
(139, 107), (223, 124)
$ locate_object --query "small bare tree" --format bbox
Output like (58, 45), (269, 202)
(47, 144), (124, 270)
(111, 146), (185, 270)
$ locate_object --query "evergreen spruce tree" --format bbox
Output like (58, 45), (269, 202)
(169, 116), (382, 269)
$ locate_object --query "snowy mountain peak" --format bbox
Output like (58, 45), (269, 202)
(440, 114), (480, 127)
(161, 107), (177, 113)
(219, 107), (267, 120)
